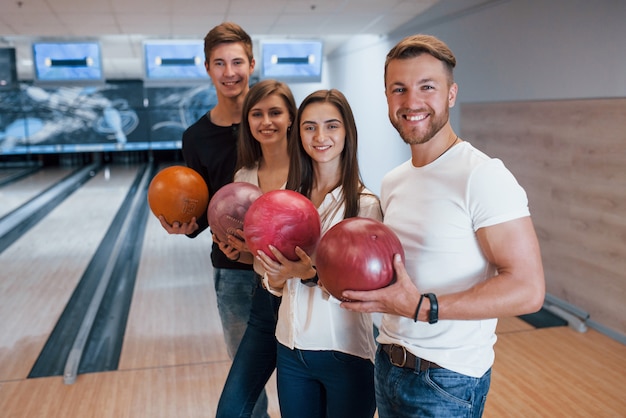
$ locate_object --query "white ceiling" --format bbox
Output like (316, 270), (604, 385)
(0, 0), (440, 80)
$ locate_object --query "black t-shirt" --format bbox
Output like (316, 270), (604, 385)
(181, 113), (252, 271)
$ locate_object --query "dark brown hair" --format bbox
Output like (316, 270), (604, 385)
(203, 22), (253, 67)
(236, 79), (297, 170)
(286, 89), (365, 219)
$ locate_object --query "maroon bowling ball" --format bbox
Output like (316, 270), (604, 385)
(147, 165), (209, 225)
(243, 189), (321, 261)
(207, 182), (263, 243)
(316, 217), (404, 301)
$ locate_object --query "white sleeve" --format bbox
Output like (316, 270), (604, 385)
(468, 159), (530, 230)
(262, 272), (284, 297)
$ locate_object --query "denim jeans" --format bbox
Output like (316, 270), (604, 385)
(375, 346), (491, 418)
(213, 267), (258, 358)
(216, 277), (281, 418)
(276, 344), (376, 418)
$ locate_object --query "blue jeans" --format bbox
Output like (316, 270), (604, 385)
(216, 277), (281, 418)
(213, 267), (258, 358)
(214, 268), (270, 418)
(276, 344), (376, 418)
(375, 346), (491, 418)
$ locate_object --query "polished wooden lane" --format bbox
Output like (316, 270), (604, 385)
(1, 316), (623, 417)
(119, 204), (280, 416)
(0, 167), (74, 218)
(119, 216), (226, 370)
(0, 164), (624, 416)
(0, 165), (140, 381)
(486, 326), (626, 417)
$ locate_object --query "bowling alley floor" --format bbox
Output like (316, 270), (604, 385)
(1, 162), (625, 417)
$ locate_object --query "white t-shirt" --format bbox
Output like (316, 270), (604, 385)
(272, 186), (383, 361)
(378, 141), (530, 377)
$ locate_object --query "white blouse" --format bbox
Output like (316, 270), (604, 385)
(269, 186), (383, 361)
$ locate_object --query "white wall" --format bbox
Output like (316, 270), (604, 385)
(324, 0), (626, 194)
(396, 0), (626, 129)
(325, 35), (408, 196)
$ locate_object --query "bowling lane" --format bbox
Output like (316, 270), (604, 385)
(0, 164), (142, 381)
(0, 167), (34, 184)
(119, 209), (281, 416)
(0, 167), (75, 218)
(119, 211), (229, 370)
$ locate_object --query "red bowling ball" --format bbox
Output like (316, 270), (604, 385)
(207, 182), (263, 243)
(315, 217), (404, 301)
(147, 165), (209, 225)
(243, 189), (321, 261)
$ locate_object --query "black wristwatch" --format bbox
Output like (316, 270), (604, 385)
(424, 293), (438, 324)
(300, 269), (319, 287)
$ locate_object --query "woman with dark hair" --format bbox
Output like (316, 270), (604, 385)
(257, 89), (381, 418)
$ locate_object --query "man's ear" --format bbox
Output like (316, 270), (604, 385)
(448, 82), (458, 108)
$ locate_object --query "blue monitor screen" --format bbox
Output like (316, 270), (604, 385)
(33, 42), (103, 82)
(144, 41), (208, 81)
(0, 48), (18, 89)
(261, 40), (323, 83)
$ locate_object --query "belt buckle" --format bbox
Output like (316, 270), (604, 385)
(389, 344), (407, 368)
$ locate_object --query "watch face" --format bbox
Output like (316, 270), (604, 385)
(300, 275), (319, 288)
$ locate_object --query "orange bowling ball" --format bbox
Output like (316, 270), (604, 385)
(147, 165), (209, 225)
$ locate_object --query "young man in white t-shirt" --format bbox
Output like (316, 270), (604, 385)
(341, 34), (546, 417)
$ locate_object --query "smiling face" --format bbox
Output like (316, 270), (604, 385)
(385, 53), (457, 145)
(299, 101), (346, 166)
(247, 94), (292, 147)
(205, 42), (255, 101)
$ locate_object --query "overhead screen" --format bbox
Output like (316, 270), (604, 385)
(0, 40), (221, 156)
(144, 40), (208, 84)
(261, 40), (323, 83)
(0, 48), (18, 90)
(32, 41), (104, 83)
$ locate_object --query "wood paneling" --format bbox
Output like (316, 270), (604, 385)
(461, 98), (626, 336)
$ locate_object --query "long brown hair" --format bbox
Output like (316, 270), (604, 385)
(236, 79), (297, 171)
(286, 89), (364, 219)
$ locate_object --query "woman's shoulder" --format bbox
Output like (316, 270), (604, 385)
(358, 187), (383, 220)
(359, 187), (380, 204)
(234, 163), (260, 184)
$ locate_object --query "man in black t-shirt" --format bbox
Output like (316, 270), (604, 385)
(158, 22), (270, 418)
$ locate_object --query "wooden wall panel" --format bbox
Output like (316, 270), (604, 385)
(461, 98), (626, 336)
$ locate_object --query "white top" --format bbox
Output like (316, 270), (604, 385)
(378, 141), (530, 377)
(269, 186), (383, 361)
(234, 164), (259, 184)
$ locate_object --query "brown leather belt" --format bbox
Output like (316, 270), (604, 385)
(381, 344), (443, 371)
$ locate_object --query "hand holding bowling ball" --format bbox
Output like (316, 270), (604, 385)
(315, 217), (404, 301)
(147, 166), (209, 225)
(243, 189), (321, 261)
(207, 182), (263, 243)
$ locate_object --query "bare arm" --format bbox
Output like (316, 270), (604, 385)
(341, 217), (545, 321)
